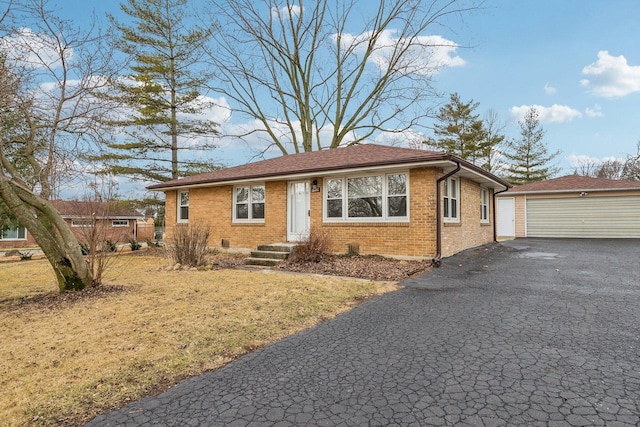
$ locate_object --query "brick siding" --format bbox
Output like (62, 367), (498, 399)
(164, 167), (495, 259)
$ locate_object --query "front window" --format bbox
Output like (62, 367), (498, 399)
(112, 219), (129, 227)
(0, 226), (27, 240)
(324, 172), (409, 221)
(443, 177), (459, 222)
(480, 189), (489, 223)
(178, 191), (189, 222)
(234, 184), (265, 222)
(348, 176), (382, 218)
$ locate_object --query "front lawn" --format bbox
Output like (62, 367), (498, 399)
(0, 254), (397, 426)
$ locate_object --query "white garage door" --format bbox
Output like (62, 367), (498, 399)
(526, 196), (640, 238)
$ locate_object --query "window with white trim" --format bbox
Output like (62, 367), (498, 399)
(234, 184), (265, 222)
(178, 191), (189, 222)
(72, 219), (94, 227)
(324, 172), (409, 221)
(480, 189), (489, 223)
(443, 177), (459, 222)
(112, 219), (129, 227)
(0, 226), (27, 240)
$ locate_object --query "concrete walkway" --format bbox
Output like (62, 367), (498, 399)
(87, 239), (640, 426)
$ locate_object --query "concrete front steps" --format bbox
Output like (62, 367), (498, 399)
(245, 243), (296, 267)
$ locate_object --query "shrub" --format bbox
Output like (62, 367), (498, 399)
(104, 240), (118, 253)
(129, 239), (142, 251)
(4, 249), (21, 258)
(167, 222), (211, 267)
(79, 242), (90, 255)
(288, 230), (331, 263)
(19, 250), (32, 261)
(146, 239), (162, 248)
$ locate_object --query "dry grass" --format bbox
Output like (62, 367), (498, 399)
(0, 255), (397, 426)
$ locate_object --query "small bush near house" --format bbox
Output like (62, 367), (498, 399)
(146, 239), (162, 248)
(19, 251), (32, 261)
(167, 222), (211, 267)
(129, 239), (142, 251)
(104, 240), (118, 253)
(288, 230), (331, 263)
(79, 242), (90, 255)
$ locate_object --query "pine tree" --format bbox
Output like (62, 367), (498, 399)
(503, 107), (560, 185)
(98, 0), (218, 182)
(428, 93), (489, 164)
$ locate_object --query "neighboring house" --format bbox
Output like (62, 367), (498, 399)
(0, 200), (154, 250)
(496, 175), (640, 239)
(148, 144), (510, 260)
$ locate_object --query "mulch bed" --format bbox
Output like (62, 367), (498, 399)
(0, 285), (129, 313)
(275, 254), (433, 282)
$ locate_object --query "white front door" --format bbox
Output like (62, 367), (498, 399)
(497, 197), (515, 238)
(288, 181), (310, 241)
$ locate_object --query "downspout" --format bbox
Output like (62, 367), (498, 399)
(433, 162), (461, 267)
(492, 186), (510, 242)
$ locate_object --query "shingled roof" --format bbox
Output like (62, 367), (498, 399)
(148, 144), (510, 190)
(51, 200), (144, 219)
(505, 175), (640, 194)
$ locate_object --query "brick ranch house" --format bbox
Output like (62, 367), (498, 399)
(149, 144), (510, 261)
(0, 200), (154, 250)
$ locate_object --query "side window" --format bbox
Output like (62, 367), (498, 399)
(178, 191), (189, 222)
(480, 189), (489, 223)
(326, 178), (343, 218)
(443, 177), (459, 222)
(387, 174), (407, 217)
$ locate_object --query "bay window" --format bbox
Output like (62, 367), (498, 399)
(324, 172), (408, 221)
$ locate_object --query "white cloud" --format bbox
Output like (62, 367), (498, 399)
(0, 27), (71, 70)
(581, 50), (640, 97)
(270, 4), (301, 19)
(334, 30), (464, 75)
(567, 154), (621, 168)
(585, 104), (604, 118)
(544, 83), (556, 94)
(509, 104), (582, 123)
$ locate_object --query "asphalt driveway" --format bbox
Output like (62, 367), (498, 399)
(88, 238), (640, 426)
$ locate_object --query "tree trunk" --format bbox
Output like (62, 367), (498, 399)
(0, 178), (93, 291)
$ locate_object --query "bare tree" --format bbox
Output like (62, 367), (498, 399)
(572, 157), (601, 177)
(204, 0), (481, 155)
(594, 159), (624, 179)
(0, 0), (120, 291)
(481, 109), (506, 173)
(622, 141), (640, 181)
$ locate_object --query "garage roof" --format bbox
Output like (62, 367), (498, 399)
(504, 175), (640, 195)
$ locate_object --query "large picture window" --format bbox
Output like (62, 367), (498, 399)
(0, 226), (27, 240)
(443, 177), (459, 222)
(234, 184), (265, 222)
(178, 191), (189, 222)
(324, 172), (409, 221)
(480, 188), (489, 223)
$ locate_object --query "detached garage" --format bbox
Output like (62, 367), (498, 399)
(496, 175), (640, 239)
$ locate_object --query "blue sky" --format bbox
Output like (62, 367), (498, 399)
(44, 0), (640, 177)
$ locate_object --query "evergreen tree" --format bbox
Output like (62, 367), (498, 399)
(99, 0), (218, 182)
(428, 93), (488, 164)
(503, 107), (560, 185)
